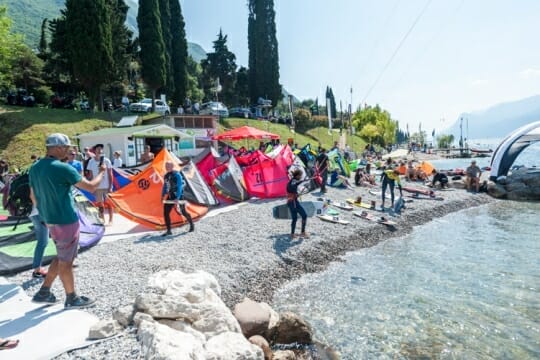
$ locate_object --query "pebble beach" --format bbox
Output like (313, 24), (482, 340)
(6, 153), (496, 359)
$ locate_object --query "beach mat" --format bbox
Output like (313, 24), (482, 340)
(0, 277), (100, 359)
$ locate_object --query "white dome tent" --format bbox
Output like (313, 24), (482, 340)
(490, 120), (540, 181)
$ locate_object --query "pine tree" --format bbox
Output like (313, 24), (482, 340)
(65, 0), (113, 109)
(201, 30), (237, 105)
(326, 86), (337, 119)
(169, 0), (188, 106)
(248, 0), (281, 106)
(137, 0), (166, 110)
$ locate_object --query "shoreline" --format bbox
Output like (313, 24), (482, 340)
(7, 181), (496, 358)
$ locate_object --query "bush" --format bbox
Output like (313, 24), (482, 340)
(293, 108), (311, 130)
(33, 85), (54, 106)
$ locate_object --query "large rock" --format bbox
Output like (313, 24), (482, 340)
(259, 302), (280, 341)
(135, 293), (200, 320)
(88, 319), (123, 339)
(248, 335), (272, 360)
(273, 350), (296, 360)
(113, 304), (136, 327)
(234, 298), (271, 338)
(138, 320), (206, 360)
(495, 171), (540, 200)
(205, 331), (264, 360)
(148, 270), (222, 301)
(487, 181), (507, 198)
(274, 312), (313, 345)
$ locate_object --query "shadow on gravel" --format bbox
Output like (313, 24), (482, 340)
(270, 234), (304, 261)
(134, 232), (187, 244)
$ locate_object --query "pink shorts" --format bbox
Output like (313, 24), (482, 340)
(48, 222), (80, 262)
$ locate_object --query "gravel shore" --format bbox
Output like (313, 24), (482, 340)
(6, 180), (495, 359)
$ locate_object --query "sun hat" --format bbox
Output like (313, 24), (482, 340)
(45, 133), (71, 147)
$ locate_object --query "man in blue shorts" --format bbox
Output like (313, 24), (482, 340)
(29, 133), (106, 309)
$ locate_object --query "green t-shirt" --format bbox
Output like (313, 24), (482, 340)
(29, 157), (82, 224)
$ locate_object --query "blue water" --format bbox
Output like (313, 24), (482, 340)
(273, 153), (540, 359)
(273, 202), (540, 359)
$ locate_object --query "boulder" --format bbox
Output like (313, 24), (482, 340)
(274, 312), (313, 345)
(234, 298), (271, 338)
(259, 302), (280, 341)
(205, 331), (264, 360)
(148, 270), (221, 301)
(487, 181), (507, 198)
(157, 319), (206, 343)
(248, 335), (272, 360)
(133, 312), (154, 327)
(135, 293), (199, 320)
(113, 304), (136, 327)
(138, 320), (206, 360)
(88, 319), (123, 340)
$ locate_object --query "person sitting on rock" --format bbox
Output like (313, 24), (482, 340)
(466, 160), (482, 192)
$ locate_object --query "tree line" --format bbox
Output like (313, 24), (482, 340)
(0, 0), (282, 112)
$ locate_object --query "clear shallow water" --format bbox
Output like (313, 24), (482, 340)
(273, 201), (540, 359)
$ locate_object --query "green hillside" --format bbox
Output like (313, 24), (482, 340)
(2, 0), (64, 47)
(0, 105), (366, 170)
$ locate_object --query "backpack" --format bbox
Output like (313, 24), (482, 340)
(6, 171), (32, 217)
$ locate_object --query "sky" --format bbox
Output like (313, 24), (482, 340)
(180, 0), (540, 133)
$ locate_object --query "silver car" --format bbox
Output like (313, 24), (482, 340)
(199, 102), (229, 117)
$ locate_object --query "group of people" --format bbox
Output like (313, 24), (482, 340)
(21, 132), (195, 322)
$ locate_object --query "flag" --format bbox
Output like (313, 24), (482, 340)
(432, 129), (435, 137)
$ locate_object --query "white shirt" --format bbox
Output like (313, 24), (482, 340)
(113, 157), (123, 168)
(87, 157), (112, 189)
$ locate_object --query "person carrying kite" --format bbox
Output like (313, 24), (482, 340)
(286, 169), (310, 239)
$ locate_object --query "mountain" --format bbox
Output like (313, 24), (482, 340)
(445, 95), (540, 139)
(2, 0), (206, 61)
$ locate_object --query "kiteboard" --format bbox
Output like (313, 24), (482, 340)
(353, 211), (397, 226)
(346, 198), (375, 209)
(406, 194), (444, 201)
(332, 201), (354, 211)
(272, 200), (326, 220)
(317, 214), (350, 225)
(402, 186), (434, 196)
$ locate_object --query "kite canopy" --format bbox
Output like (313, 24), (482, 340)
(490, 120), (540, 180)
(212, 126), (280, 141)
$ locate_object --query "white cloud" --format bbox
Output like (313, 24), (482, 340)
(519, 68), (540, 79)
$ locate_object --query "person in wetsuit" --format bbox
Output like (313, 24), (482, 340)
(286, 169), (309, 239)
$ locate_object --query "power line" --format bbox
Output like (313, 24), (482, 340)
(361, 0), (433, 105)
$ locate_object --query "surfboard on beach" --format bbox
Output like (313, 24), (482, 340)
(332, 201), (354, 211)
(346, 198), (375, 209)
(402, 186), (434, 196)
(272, 201), (326, 219)
(405, 193), (444, 201)
(317, 214), (350, 225)
(353, 211), (397, 226)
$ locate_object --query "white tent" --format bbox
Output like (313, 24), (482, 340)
(490, 120), (540, 180)
(77, 124), (194, 166)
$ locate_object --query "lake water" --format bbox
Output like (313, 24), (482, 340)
(273, 153), (539, 359)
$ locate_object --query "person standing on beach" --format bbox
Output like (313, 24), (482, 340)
(86, 144), (114, 225)
(381, 168), (403, 210)
(29, 133), (106, 309)
(286, 169), (309, 239)
(316, 148), (329, 193)
(161, 161), (194, 236)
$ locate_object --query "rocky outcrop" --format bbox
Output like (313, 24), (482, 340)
(105, 270), (337, 360)
(488, 169), (540, 200)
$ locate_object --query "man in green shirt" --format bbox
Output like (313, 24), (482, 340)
(29, 133), (106, 309)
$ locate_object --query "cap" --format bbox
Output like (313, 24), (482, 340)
(46, 133), (71, 147)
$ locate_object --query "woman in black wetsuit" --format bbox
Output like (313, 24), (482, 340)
(286, 169), (309, 239)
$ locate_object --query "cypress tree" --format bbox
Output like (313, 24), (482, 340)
(107, 0), (132, 85)
(137, 0), (166, 110)
(38, 19), (48, 60)
(169, 0), (188, 106)
(158, 0), (172, 98)
(248, 0), (281, 106)
(65, 0), (113, 109)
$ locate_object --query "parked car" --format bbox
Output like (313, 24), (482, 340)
(7, 89), (35, 107)
(229, 107), (254, 119)
(199, 101), (229, 117)
(129, 98), (170, 114)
